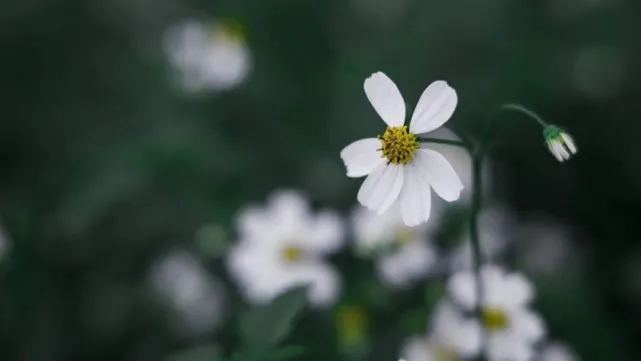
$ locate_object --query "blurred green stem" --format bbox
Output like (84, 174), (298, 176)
(470, 153), (486, 361)
(420, 135), (487, 360)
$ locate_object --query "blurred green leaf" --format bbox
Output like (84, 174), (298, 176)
(238, 285), (309, 349)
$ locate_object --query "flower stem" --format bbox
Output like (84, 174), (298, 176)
(470, 153), (486, 361)
(473, 103), (549, 157)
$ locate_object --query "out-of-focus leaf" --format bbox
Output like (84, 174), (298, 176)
(238, 285), (308, 349)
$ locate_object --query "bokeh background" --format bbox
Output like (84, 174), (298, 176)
(1, 0), (641, 360)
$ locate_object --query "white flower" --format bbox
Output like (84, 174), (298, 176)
(402, 301), (480, 361)
(446, 265), (546, 361)
(150, 251), (224, 336)
(226, 190), (344, 308)
(351, 205), (439, 288)
(340, 72), (464, 227)
(539, 342), (580, 361)
(543, 125), (577, 162)
(402, 335), (459, 361)
(164, 19), (251, 92)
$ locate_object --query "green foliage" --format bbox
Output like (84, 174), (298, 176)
(238, 285), (309, 350)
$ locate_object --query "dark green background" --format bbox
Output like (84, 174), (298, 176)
(1, 0), (640, 360)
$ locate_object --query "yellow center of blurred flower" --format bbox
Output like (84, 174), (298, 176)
(281, 245), (303, 262)
(395, 228), (414, 247)
(337, 306), (367, 345)
(212, 19), (245, 44)
(482, 307), (509, 331)
(432, 344), (458, 361)
(378, 126), (419, 165)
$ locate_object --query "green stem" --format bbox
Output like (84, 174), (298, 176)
(500, 103), (549, 128)
(471, 153), (486, 361)
(473, 103), (549, 157)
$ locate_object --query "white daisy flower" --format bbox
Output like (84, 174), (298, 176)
(446, 265), (546, 361)
(402, 301), (481, 361)
(150, 251), (224, 337)
(351, 205), (439, 288)
(164, 19), (251, 92)
(539, 342), (580, 361)
(226, 190), (344, 308)
(340, 72), (464, 227)
(543, 125), (577, 162)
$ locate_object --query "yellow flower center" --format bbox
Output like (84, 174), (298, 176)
(395, 228), (414, 247)
(482, 307), (509, 331)
(378, 126), (419, 165)
(337, 306), (367, 345)
(432, 344), (458, 361)
(281, 245), (303, 263)
(212, 19), (245, 44)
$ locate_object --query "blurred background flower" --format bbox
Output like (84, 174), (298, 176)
(0, 0), (639, 360)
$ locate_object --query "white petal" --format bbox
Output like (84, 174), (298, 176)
(447, 270), (476, 310)
(281, 261), (341, 308)
(487, 332), (533, 361)
(364, 72), (406, 127)
(414, 149), (464, 202)
(377, 242), (436, 288)
(402, 336), (434, 361)
(442, 318), (482, 357)
(399, 163), (432, 227)
(234, 205), (271, 243)
(357, 164), (404, 214)
(409, 81), (458, 134)
(267, 190), (312, 242)
(499, 272), (534, 308)
(548, 143), (564, 162)
(306, 210), (344, 254)
(562, 133), (577, 154)
(509, 309), (546, 342)
(340, 138), (385, 178)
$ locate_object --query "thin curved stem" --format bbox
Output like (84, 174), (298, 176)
(473, 103), (549, 157)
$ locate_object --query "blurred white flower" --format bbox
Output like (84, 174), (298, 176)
(402, 335), (458, 361)
(226, 190), (344, 308)
(340, 71), (464, 227)
(164, 19), (251, 92)
(402, 301), (480, 360)
(449, 205), (515, 271)
(539, 342), (580, 361)
(150, 251), (224, 337)
(446, 265), (546, 361)
(351, 205), (439, 289)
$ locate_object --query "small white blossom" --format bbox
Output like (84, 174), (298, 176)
(543, 125), (577, 162)
(226, 190), (344, 308)
(150, 251), (224, 337)
(446, 265), (546, 361)
(351, 205), (439, 289)
(164, 19), (251, 92)
(340, 72), (464, 227)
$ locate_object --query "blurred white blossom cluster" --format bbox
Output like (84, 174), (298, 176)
(164, 19), (252, 93)
(218, 187), (580, 361)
